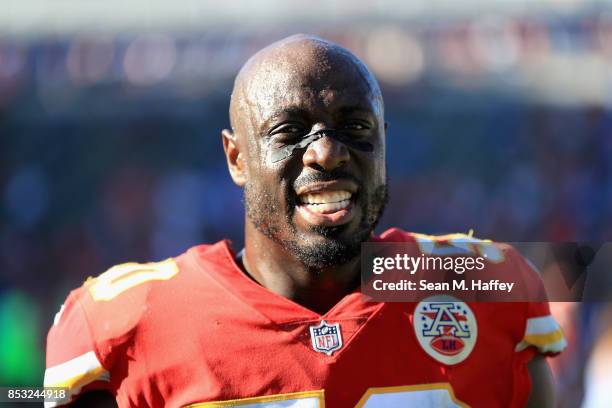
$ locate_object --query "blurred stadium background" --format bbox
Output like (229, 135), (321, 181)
(1, 1), (611, 406)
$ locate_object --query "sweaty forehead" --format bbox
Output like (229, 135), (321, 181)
(230, 36), (383, 135)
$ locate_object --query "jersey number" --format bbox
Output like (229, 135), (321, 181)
(187, 384), (468, 407)
(88, 259), (179, 301)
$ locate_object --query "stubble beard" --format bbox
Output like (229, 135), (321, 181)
(244, 181), (388, 270)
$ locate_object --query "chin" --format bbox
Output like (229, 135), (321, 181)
(288, 228), (366, 269)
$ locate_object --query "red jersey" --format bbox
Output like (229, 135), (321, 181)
(44, 229), (565, 407)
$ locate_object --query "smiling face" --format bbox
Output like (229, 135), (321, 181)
(224, 35), (387, 269)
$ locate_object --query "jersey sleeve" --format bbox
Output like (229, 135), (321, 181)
(44, 287), (111, 407)
(510, 250), (567, 356)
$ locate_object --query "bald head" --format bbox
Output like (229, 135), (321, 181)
(229, 34), (383, 138)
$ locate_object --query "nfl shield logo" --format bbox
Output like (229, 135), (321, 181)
(310, 320), (343, 355)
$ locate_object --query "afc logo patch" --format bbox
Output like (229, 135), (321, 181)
(413, 295), (478, 365)
(310, 320), (343, 355)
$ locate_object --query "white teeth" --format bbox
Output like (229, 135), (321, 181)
(305, 199), (351, 213)
(300, 190), (352, 204)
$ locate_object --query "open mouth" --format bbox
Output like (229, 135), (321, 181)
(294, 182), (359, 227)
(299, 190), (353, 214)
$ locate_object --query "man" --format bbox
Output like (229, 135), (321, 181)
(44, 35), (565, 407)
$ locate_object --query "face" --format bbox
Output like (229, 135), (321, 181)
(230, 41), (387, 268)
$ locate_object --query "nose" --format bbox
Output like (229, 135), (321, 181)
(302, 134), (350, 172)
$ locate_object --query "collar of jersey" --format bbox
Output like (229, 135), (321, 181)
(189, 239), (385, 326)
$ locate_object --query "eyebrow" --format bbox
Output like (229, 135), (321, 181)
(260, 107), (308, 133)
(336, 105), (374, 116)
(261, 103), (375, 133)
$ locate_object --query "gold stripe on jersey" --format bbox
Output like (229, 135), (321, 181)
(515, 315), (567, 353)
(355, 383), (469, 408)
(185, 390), (325, 407)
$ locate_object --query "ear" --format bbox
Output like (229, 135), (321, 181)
(222, 129), (247, 187)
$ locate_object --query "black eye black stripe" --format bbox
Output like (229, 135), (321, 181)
(269, 129), (374, 163)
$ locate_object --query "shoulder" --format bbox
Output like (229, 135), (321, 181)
(48, 240), (232, 358)
(48, 257), (183, 365)
(378, 228), (566, 355)
(78, 241), (234, 333)
(44, 241), (234, 403)
(377, 228), (521, 261)
(381, 228), (548, 294)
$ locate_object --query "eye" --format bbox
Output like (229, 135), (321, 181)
(342, 121), (371, 131)
(270, 123), (307, 135)
(268, 122), (307, 146)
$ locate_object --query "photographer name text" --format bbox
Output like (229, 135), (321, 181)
(372, 279), (515, 293)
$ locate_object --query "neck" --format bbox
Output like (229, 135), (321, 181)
(242, 221), (361, 315)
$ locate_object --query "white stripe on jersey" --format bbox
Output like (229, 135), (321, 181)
(525, 315), (561, 335)
(44, 351), (110, 407)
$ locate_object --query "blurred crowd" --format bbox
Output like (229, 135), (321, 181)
(0, 14), (611, 407)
